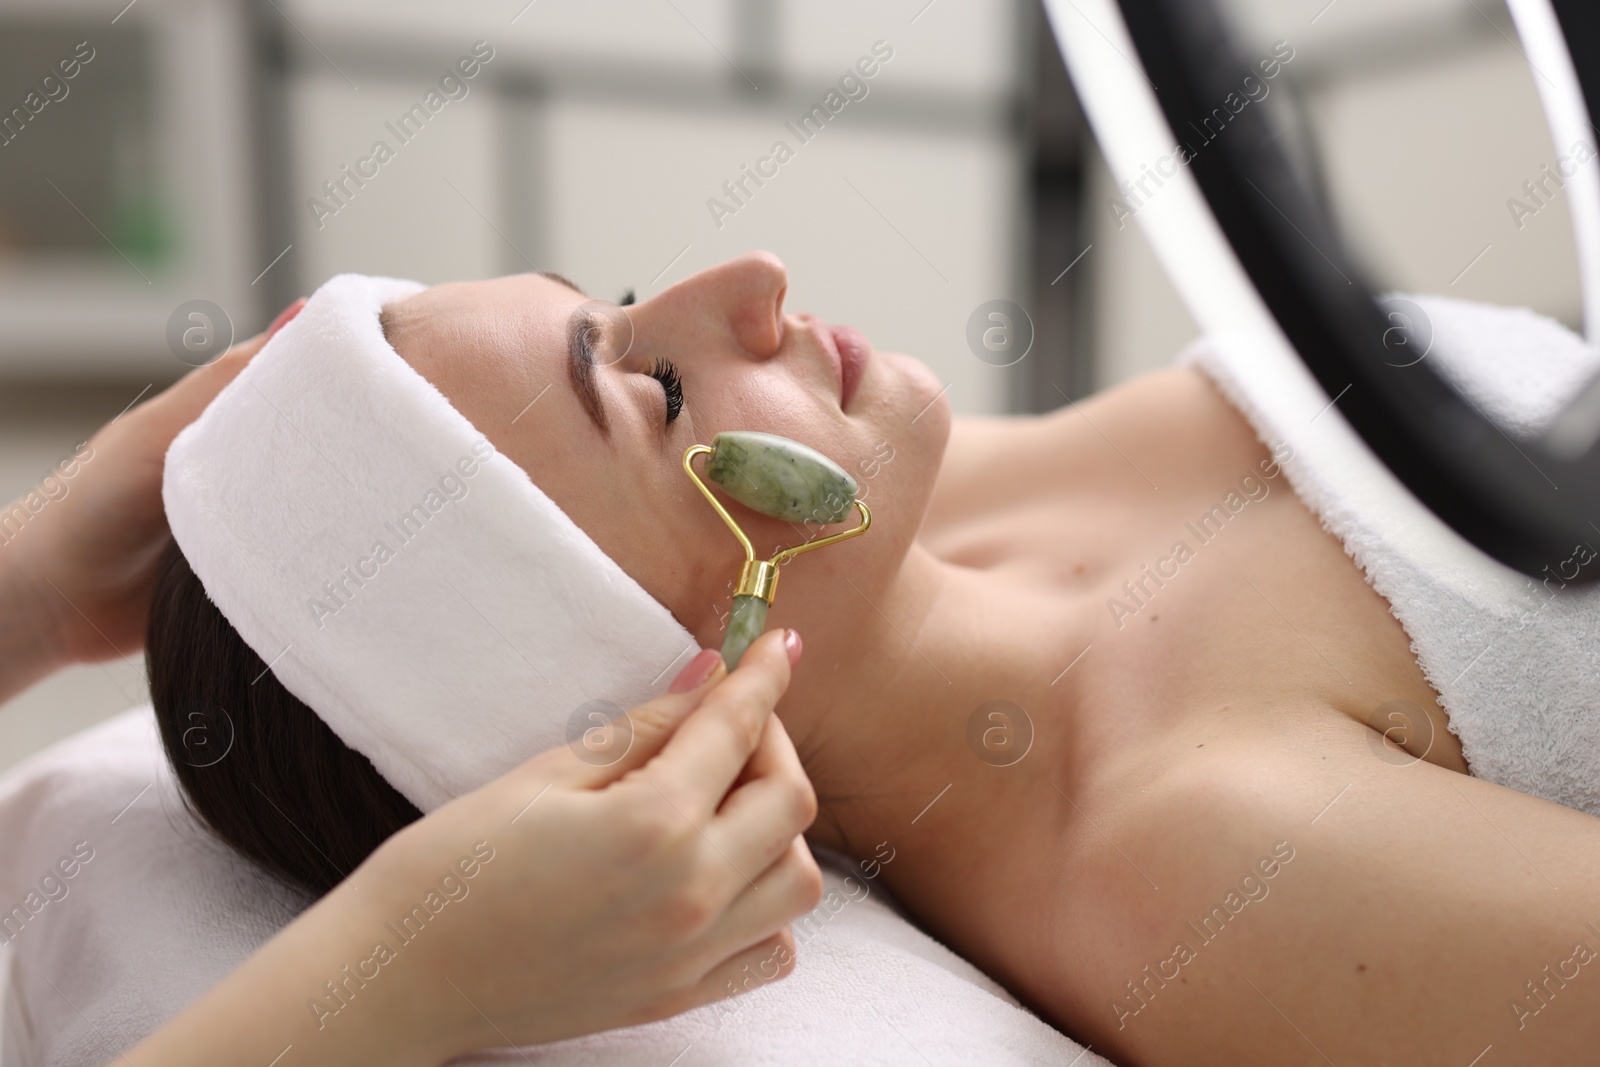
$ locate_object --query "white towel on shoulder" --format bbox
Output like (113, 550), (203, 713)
(1182, 294), (1600, 812)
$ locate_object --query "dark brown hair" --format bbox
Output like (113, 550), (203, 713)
(146, 539), (421, 896)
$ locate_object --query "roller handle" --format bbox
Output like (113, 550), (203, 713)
(719, 595), (770, 669)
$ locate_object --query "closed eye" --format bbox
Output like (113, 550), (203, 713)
(647, 358), (684, 424)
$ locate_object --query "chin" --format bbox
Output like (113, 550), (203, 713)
(877, 350), (952, 439)
(845, 351), (948, 536)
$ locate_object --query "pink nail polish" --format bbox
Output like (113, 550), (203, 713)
(266, 297), (307, 339)
(783, 629), (803, 667)
(670, 648), (721, 693)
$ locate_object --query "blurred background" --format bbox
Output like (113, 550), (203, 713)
(0, 0), (1583, 765)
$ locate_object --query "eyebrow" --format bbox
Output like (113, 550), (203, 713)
(537, 269), (586, 295)
(566, 309), (610, 435)
(539, 268), (610, 435)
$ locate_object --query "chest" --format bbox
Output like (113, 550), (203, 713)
(922, 368), (1454, 762)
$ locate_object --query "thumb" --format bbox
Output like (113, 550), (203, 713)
(533, 649), (728, 789)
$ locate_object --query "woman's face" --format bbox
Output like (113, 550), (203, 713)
(384, 252), (951, 647)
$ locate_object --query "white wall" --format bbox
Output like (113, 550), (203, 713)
(538, 101), (1022, 416)
(1083, 144), (1201, 388)
(281, 0), (1028, 415)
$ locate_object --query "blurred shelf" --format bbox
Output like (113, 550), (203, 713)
(0, 0), (261, 376)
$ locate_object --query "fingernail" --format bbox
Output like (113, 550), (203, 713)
(669, 648), (722, 693)
(266, 297), (307, 339)
(783, 628), (803, 667)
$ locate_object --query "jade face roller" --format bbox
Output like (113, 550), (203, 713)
(682, 431), (872, 667)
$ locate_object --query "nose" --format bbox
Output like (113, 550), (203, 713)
(658, 251), (789, 360)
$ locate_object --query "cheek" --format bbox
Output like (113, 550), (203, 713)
(696, 372), (831, 443)
(554, 357), (949, 638)
(688, 360), (947, 538)
(546, 453), (658, 560)
(551, 448), (730, 632)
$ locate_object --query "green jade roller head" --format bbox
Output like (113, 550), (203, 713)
(683, 431), (873, 668)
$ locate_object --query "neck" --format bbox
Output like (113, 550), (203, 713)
(780, 543), (1075, 862)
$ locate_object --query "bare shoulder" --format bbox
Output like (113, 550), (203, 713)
(926, 366), (1254, 532)
(1039, 708), (1600, 1066)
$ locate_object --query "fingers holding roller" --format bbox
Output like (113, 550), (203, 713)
(524, 629), (797, 797)
(706, 927), (802, 999)
(638, 927), (801, 1026)
(526, 645), (728, 791)
(629, 837), (821, 1028)
(709, 709), (817, 876)
(674, 839), (824, 1015)
(644, 672), (816, 946)
(646, 628), (800, 817)
(692, 835), (823, 980)
(395, 626), (814, 1049)
(656, 844), (819, 1023)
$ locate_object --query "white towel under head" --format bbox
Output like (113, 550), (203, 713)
(162, 273), (698, 812)
(0, 710), (1102, 1067)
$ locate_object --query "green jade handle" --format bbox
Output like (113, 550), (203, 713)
(720, 595), (771, 669)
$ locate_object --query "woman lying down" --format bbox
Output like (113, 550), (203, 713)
(147, 255), (1600, 1066)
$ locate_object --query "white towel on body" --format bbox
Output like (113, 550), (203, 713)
(1182, 294), (1600, 811)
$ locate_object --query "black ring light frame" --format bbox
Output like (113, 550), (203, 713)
(1107, 0), (1600, 583)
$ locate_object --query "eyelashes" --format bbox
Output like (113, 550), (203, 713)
(648, 359), (684, 424)
(646, 358), (684, 424)
(613, 286), (678, 425)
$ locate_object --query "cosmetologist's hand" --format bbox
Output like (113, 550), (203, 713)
(121, 627), (822, 1066)
(0, 300), (304, 702)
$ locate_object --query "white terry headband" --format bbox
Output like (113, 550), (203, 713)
(163, 273), (698, 812)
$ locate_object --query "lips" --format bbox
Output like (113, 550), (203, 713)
(831, 324), (869, 410)
(806, 316), (870, 411)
